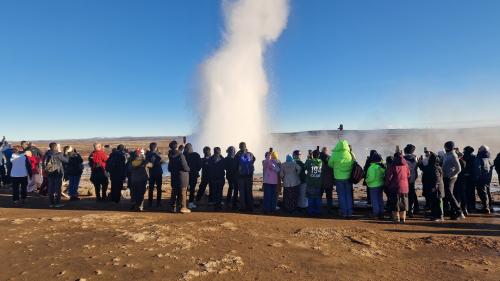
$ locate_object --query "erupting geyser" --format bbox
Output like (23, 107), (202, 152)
(193, 0), (289, 156)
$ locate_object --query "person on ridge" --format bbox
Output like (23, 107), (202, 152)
(385, 151), (410, 224)
(89, 143), (109, 202)
(328, 140), (355, 218)
(168, 140), (191, 213)
(234, 142), (256, 212)
(184, 143), (202, 209)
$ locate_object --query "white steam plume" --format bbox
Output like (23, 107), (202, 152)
(193, 0), (289, 159)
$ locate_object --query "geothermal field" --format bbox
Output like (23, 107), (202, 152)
(0, 131), (499, 281)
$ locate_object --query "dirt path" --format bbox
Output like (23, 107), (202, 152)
(0, 192), (499, 281)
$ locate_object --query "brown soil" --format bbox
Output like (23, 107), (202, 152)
(0, 183), (499, 281)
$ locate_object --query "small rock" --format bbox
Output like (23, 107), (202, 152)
(57, 271), (66, 276)
(94, 270), (103, 275)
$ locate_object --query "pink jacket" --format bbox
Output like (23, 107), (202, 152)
(263, 159), (280, 185)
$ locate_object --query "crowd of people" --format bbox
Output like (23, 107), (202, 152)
(1, 136), (498, 223)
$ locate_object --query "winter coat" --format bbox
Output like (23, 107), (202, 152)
(442, 151), (461, 178)
(494, 154), (500, 177)
(89, 150), (108, 172)
(201, 156), (211, 179)
(184, 144), (202, 177)
(280, 161), (301, 188)
(328, 140), (354, 181)
(66, 152), (84, 177)
(106, 150), (128, 180)
(26, 155), (41, 175)
(146, 150), (164, 178)
(320, 152), (334, 188)
(474, 151), (493, 185)
(224, 155), (237, 181)
(263, 159), (280, 185)
(208, 155), (226, 182)
(234, 150), (256, 178)
(403, 154), (418, 183)
(168, 149), (190, 188)
(44, 150), (69, 176)
(420, 160), (445, 199)
(10, 153), (33, 178)
(305, 158), (322, 188)
(295, 158), (306, 184)
(384, 154), (410, 194)
(365, 162), (385, 188)
(463, 152), (477, 178)
(128, 158), (149, 184)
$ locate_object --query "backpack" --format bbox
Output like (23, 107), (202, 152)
(44, 154), (59, 175)
(350, 161), (365, 184)
(238, 153), (254, 176)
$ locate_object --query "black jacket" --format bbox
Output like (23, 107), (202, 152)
(420, 161), (444, 198)
(474, 151), (493, 185)
(146, 150), (164, 177)
(320, 153), (334, 187)
(493, 154), (500, 177)
(208, 155), (225, 182)
(224, 155), (237, 181)
(106, 150), (128, 180)
(201, 156), (211, 179)
(168, 149), (190, 188)
(183, 144), (202, 177)
(66, 152), (84, 177)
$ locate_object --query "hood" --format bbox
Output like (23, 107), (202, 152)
(393, 153), (407, 166)
(477, 150), (490, 159)
(333, 140), (350, 153)
(286, 154), (294, 163)
(311, 158), (322, 166)
(404, 154), (416, 163)
(463, 146), (474, 156)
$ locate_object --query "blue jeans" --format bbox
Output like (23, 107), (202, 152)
(68, 175), (81, 198)
(263, 183), (277, 212)
(336, 180), (353, 217)
(48, 174), (63, 205)
(369, 187), (384, 216)
(307, 198), (321, 215)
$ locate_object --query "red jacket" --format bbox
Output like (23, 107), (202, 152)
(385, 154), (410, 194)
(27, 155), (41, 175)
(89, 150), (108, 171)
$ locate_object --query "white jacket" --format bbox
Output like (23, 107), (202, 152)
(10, 153), (29, 178)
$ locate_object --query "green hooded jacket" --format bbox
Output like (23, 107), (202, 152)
(305, 158), (323, 198)
(365, 162), (385, 188)
(328, 140), (354, 180)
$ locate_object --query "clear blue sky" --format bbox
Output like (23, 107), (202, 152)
(2, 0), (500, 140)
